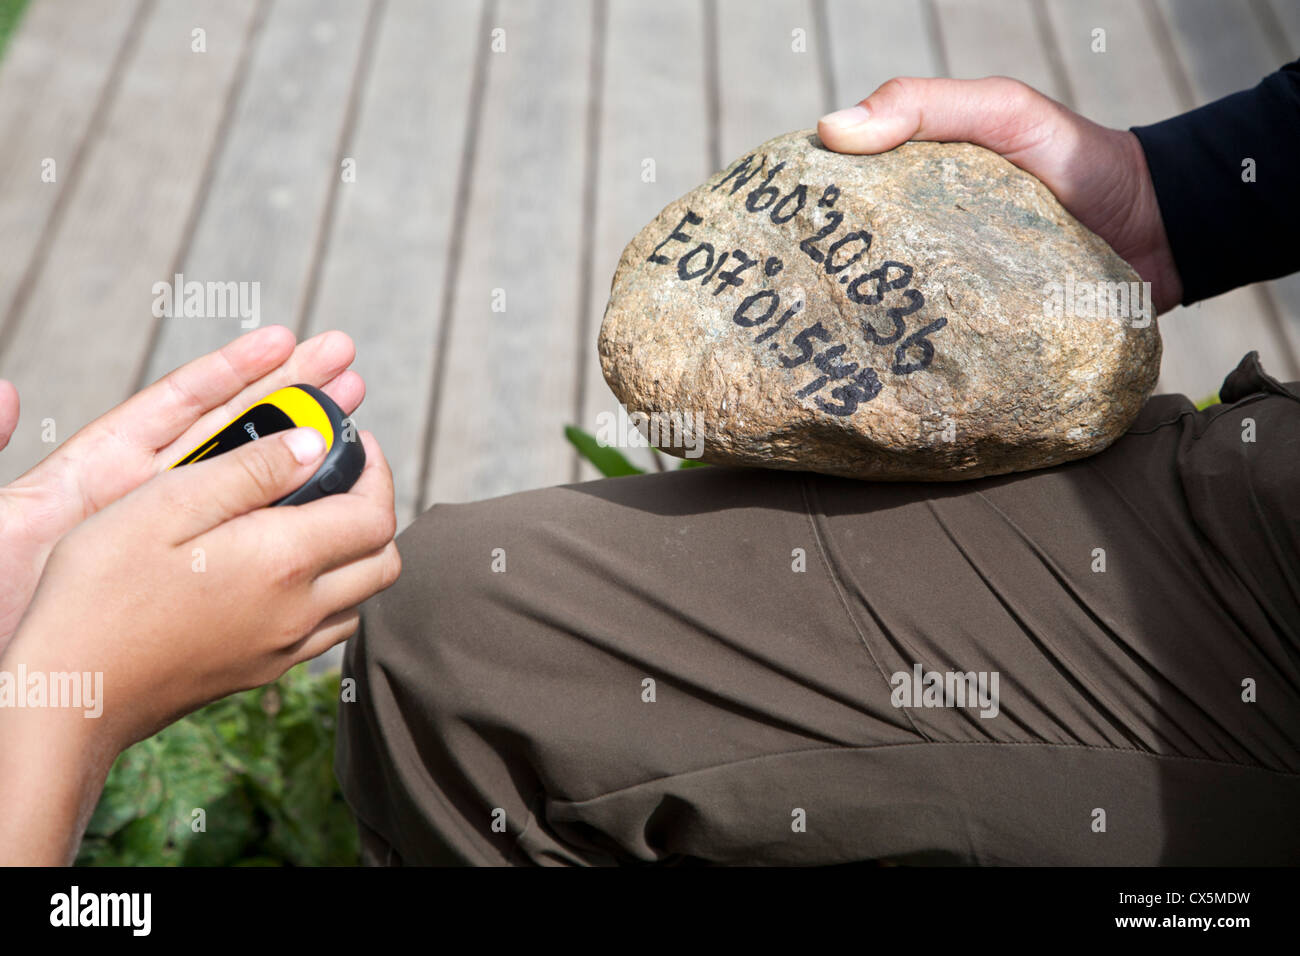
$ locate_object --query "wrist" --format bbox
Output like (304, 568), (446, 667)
(1116, 129), (1183, 313)
(0, 637), (121, 864)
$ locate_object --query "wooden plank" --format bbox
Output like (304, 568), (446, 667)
(423, 0), (595, 505)
(303, 0), (482, 528)
(0, 0), (259, 484)
(1151, 291), (1296, 398)
(1043, 0), (1180, 128)
(1269, 273), (1300, 374)
(1157, 0), (1278, 99)
(141, 0), (374, 387)
(1266, 0), (1300, 53)
(715, 0), (828, 163)
(0, 0), (143, 343)
(578, 0), (712, 480)
(1152, 0), (1300, 386)
(932, 0), (1065, 102)
(823, 0), (945, 109)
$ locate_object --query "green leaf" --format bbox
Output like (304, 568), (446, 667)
(74, 836), (123, 867)
(151, 720), (250, 865)
(645, 447), (708, 470)
(76, 664), (359, 867)
(0, 0), (30, 61)
(117, 813), (171, 865)
(83, 738), (165, 838)
(564, 425), (644, 477)
(1195, 392), (1220, 410)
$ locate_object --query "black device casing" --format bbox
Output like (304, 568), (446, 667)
(170, 383), (365, 505)
(273, 384), (365, 506)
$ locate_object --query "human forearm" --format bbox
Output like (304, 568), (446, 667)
(1131, 60), (1300, 305)
(0, 646), (117, 865)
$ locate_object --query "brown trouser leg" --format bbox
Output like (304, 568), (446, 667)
(336, 354), (1300, 865)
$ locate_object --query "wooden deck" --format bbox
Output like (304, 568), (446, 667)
(1, 0), (1297, 529)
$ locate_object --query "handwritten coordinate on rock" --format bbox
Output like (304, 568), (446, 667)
(598, 131), (1161, 481)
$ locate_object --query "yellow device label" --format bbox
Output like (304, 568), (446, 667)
(169, 386), (334, 469)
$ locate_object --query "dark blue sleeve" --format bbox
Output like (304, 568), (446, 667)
(1130, 60), (1300, 306)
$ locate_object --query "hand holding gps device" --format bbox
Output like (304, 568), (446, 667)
(170, 384), (365, 506)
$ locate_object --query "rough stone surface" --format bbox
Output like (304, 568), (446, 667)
(598, 130), (1162, 481)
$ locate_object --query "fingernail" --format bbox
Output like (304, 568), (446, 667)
(819, 105), (871, 130)
(284, 427), (325, 464)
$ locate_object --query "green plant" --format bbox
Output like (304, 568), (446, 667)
(76, 665), (357, 866)
(0, 0), (29, 60)
(1195, 393), (1220, 410)
(565, 425), (708, 476)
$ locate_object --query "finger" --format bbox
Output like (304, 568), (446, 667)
(317, 367), (365, 418)
(156, 427), (327, 541)
(155, 330), (358, 464)
(248, 431), (396, 573)
(283, 608), (361, 666)
(97, 325), (298, 454)
(0, 380), (18, 453)
(309, 540), (402, 620)
(818, 76), (1064, 158)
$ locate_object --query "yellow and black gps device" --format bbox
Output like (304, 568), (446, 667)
(170, 384), (365, 506)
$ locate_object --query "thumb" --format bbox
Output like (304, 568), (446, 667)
(817, 76), (1064, 158)
(157, 427), (326, 540)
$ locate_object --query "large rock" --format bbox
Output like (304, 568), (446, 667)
(597, 130), (1162, 480)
